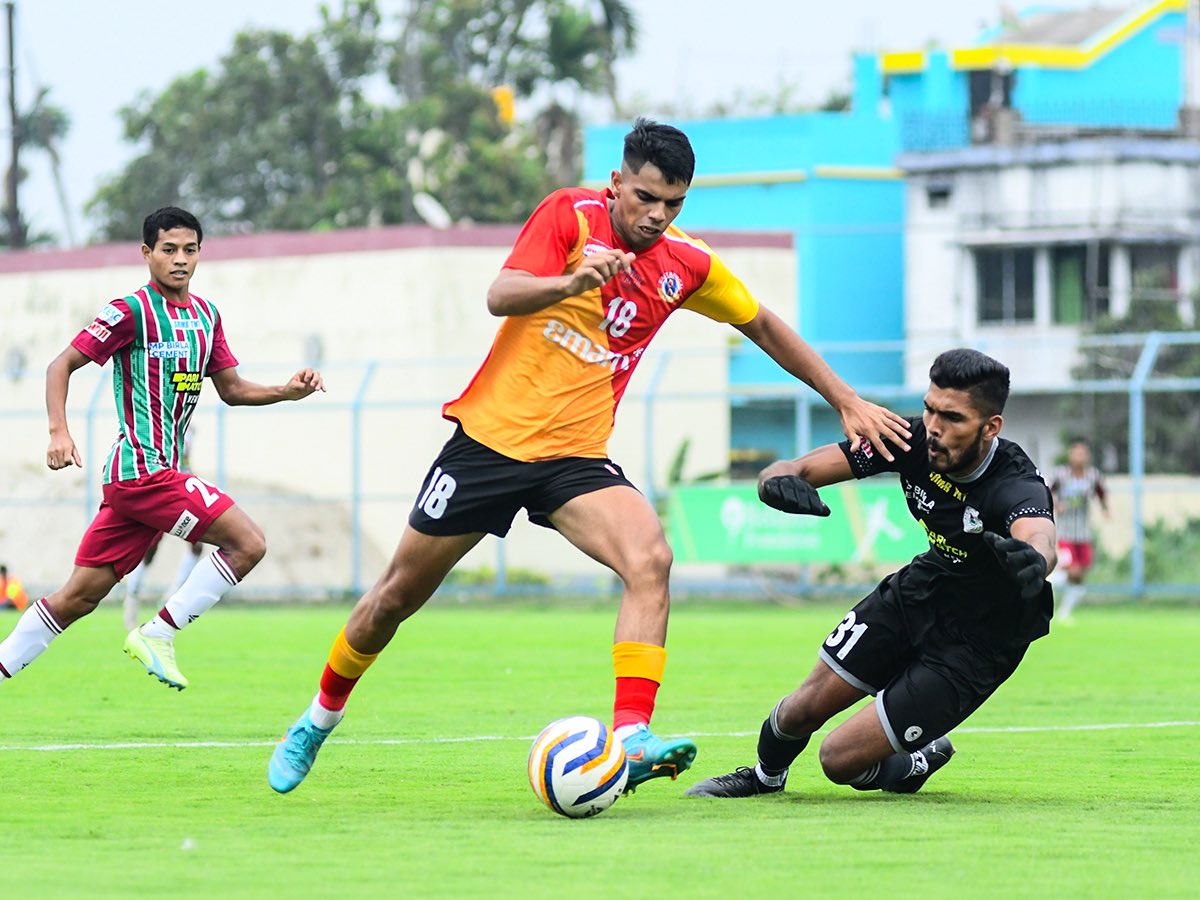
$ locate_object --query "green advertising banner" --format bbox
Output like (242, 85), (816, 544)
(666, 482), (927, 564)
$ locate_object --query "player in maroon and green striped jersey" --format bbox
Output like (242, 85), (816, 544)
(0, 207), (325, 691)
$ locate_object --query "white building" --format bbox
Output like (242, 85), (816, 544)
(899, 136), (1200, 460)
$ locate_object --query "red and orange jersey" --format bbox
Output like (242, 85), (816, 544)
(443, 187), (760, 461)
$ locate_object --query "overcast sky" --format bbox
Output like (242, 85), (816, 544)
(12, 0), (1104, 245)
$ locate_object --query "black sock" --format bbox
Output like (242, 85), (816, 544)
(848, 749), (923, 791)
(756, 700), (810, 775)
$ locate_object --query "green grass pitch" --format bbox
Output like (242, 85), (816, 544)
(1, 600), (1197, 898)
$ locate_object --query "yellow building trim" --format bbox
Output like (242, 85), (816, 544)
(584, 170), (809, 190)
(880, 51), (926, 74)
(888, 0), (1185, 72)
(951, 44), (1087, 69)
(587, 167), (903, 190)
(691, 170), (808, 187)
(1084, 0), (1185, 62)
(811, 165), (903, 181)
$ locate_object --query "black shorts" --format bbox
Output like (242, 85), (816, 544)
(818, 567), (1029, 753)
(408, 426), (637, 537)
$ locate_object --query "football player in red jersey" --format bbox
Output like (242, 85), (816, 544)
(268, 118), (912, 796)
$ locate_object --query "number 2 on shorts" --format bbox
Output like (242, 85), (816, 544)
(418, 466), (457, 519)
(185, 476), (222, 508)
(825, 610), (868, 661)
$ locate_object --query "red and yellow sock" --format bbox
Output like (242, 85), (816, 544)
(612, 641), (666, 730)
(317, 628), (379, 712)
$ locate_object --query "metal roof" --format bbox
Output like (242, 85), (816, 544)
(988, 7), (1128, 46)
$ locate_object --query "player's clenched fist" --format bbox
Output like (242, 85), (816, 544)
(46, 431), (83, 470)
(569, 248), (635, 293)
(284, 367), (325, 399)
(758, 475), (831, 517)
(982, 531), (1047, 599)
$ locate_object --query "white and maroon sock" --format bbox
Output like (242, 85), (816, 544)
(140, 551), (240, 640)
(0, 600), (65, 679)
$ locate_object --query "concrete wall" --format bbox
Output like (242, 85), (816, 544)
(0, 225), (796, 589)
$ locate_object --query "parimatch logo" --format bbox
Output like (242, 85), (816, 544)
(172, 371), (202, 393)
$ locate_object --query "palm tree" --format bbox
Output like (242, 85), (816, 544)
(537, 1), (639, 185)
(593, 0), (637, 118)
(20, 87), (74, 245)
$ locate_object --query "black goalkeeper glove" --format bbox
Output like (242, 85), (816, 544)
(758, 476), (831, 517)
(982, 531), (1048, 600)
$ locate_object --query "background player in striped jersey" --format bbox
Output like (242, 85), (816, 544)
(268, 118), (912, 796)
(1049, 439), (1108, 620)
(0, 207), (324, 691)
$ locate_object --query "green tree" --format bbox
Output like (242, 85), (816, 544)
(1061, 266), (1200, 474)
(87, 0), (639, 242)
(88, 2), (389, 239)
(384, 0), (637, 208)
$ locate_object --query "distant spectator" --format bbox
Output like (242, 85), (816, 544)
(0, 565), (30, 611)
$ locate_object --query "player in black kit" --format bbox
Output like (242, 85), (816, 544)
(687, 348), (1057, 798)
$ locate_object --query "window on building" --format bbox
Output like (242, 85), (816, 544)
(1053, 243), (1112, 324)
(925, 179), (952, 208)
(1130, 244), (1179, 302)
(968, 69), (1013, 118)
(977, 248), (1034, 323)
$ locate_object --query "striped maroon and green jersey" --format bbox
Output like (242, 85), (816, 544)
(71, 282), (238, 484)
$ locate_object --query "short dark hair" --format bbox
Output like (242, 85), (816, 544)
(622, 117), (695, 185)
(929, 348), (1010, 416)
(142, 207), (203, 249)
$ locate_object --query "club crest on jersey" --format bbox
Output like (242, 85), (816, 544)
(657, 271), (683, 303)
(98, 304), (125, 326)
(582, 240), (611, 256)
(962, 506), (983, 534)
(85, 322), (111, 342)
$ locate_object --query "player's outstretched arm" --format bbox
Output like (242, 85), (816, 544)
(45, 346), (91, 470)
(757, 444), (852, 515)
(210, 366), (326, 407)
(735, 306), (911, 461)
(486, 249), (635, 317)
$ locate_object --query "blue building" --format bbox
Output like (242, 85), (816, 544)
(584, 0), (1190, 465)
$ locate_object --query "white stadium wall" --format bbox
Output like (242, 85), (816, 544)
(0, 225), (796, 591)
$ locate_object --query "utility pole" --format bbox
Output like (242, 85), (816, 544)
(4, 1), (22, 249)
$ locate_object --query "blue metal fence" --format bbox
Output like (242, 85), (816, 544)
(3, 332), (1199, 599)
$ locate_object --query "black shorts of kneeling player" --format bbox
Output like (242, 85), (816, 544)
(408, 425), (638, 537)
(818, 566), (1030, 754)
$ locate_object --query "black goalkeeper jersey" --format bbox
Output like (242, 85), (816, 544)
(839, 417), (1055, 645)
